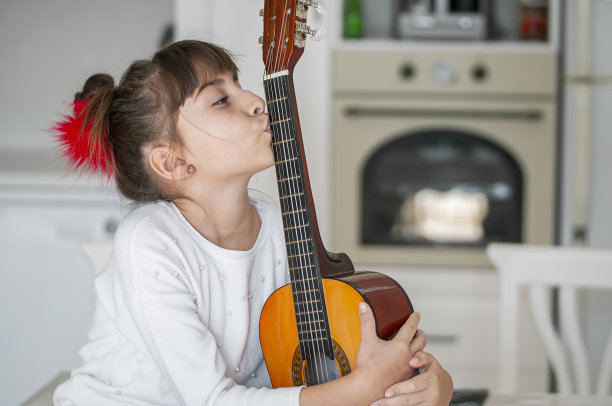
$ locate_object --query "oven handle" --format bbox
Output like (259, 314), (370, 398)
(344, 107), (542, 121)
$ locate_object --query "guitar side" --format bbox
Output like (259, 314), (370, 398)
(260, 272), (414, 388)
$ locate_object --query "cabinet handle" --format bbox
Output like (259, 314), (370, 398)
(344, 107), (542, 121)
(426, 334), (459, 344)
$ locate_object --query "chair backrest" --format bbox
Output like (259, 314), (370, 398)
(487, 243), (612, 395)
(81, 240), (114, 275)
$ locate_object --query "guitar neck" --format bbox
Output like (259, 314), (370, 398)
(263, 70), (334, 360)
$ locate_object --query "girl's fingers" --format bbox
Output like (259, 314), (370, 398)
(358, 302), (379, 349)
(394, 312), (421, 343)
(409, 330), (427, 354)
(409, 350), (435, 369)
(383, 371), (431, 398)
(371, 389), (430, 406)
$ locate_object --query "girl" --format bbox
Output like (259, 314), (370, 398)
(52, 40), (452, 406)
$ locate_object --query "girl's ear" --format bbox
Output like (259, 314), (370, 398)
(149, 146), (187, 181)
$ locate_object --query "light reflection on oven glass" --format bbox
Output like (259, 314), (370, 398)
(392, 188), (489, 243)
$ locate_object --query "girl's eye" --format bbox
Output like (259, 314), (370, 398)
(213, 96), (228, 106)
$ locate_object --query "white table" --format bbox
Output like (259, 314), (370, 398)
(485, 393), (612, 406)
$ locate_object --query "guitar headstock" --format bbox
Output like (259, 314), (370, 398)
(261, 0), (319, 74)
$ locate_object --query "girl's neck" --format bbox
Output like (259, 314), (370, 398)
(173, 187), (261, 251)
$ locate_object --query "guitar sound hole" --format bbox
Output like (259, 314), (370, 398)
(303, 352), (341, 385)
(291, 340), (352, 386)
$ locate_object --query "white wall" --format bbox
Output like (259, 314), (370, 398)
(0, 0), (173, 151)
(0, 1), (172, 404)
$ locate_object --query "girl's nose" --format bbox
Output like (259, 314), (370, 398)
(250, 94), (266, 116)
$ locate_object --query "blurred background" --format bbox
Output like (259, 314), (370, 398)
(1, 0), (611, 404)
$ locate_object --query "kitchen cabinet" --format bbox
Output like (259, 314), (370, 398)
(0, 178), (124, 406)
(378, 266), (548, 391)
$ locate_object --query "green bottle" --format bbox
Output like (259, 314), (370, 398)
(343, 0), (363, 38)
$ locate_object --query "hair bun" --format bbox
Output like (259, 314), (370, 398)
(74, 73), (115, 102)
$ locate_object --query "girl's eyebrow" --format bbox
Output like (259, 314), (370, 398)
(196, 78), (224, 96)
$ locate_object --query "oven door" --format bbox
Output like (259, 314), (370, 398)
(332, 97), (557, 267)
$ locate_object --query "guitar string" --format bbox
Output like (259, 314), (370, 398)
(271, 0), (326, 384)
(271, 0), (318, 382)
(264, 0), (328, 384)
(275, 0), (328, 384)
(263, 2), (317, 376)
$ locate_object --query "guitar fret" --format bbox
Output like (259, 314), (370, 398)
(293, 277), (317, 283)
(295, 309), (323, 316)
(288, 252), (312, 259)
(289, 264), (316, 271)
(285, 223), (309, 231)
(278, 176), (301, 183)
(295, 299), (321, 305)
(277, 157), (298, 165)
(273, 138), (295, 146)
(271, 117), (292, 125)
(286, 238), (311, 245)
(299, 329), (326, 335)
(267, 96), (288, 103)
(301, 337), (328, 342)
(297, 319), (324, 325)
(294, 288), (318, 294)
(280, 192), (303, 200)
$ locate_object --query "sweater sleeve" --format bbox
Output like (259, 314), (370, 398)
(116, 218), (302, 406)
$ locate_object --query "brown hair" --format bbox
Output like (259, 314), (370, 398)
(73, 40), (238, 202)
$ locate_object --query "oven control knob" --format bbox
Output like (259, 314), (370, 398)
(471, 64), (488, 82)
(399, 63), (416, 80)
(432, 61), (456, 84)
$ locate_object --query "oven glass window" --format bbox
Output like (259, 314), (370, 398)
(362, 130), (523, 246)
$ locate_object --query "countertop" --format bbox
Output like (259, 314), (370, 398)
(0, 149), (120, 203)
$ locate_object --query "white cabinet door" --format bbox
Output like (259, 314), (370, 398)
(376, 266), (549, 392)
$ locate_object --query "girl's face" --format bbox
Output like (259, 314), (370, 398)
(176, 70), (273, 182)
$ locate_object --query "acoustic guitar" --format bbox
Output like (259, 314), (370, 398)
(259, 0), (414, 387)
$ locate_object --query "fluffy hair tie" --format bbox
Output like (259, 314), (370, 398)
(51, 99), (114, 178)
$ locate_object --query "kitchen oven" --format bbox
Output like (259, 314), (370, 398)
(332, 48), (558, 267)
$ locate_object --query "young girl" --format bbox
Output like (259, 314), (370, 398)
(52, 40), (452, 406)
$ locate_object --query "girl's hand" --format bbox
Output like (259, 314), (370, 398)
(353, 304), (425, 400)
(298, 306), (428, 406)
(371, 351), (453, 406)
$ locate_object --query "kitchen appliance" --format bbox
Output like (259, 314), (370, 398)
(395, 0), (489, 40)
(332, 49), (559, 267)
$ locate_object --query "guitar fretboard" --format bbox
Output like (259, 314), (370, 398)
(263, 71), (333, 360)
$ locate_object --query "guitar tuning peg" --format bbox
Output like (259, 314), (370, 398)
(297, 0), (327, 16)
(310, 26), (328, 42)
(312, 0), (328, 15)
(259, 36), (264, 44)
(259, 8), (264, 17)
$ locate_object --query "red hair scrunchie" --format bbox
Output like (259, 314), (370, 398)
(51, 99), (114, 178)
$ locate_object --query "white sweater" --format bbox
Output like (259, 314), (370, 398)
(54, 197), (302, 406)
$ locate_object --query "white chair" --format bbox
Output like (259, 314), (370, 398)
(487, 243), (612, 395)
(81, 240), (114, 275)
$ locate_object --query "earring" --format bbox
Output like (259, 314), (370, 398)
(186, 164), (196, 175)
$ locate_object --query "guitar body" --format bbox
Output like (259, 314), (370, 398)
(260, 272), (414, 387)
